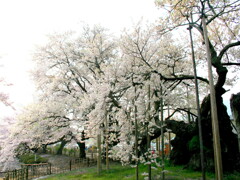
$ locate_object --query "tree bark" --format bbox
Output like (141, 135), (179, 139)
(56, 140), (67, 155)
(77, 142), (86, 159)
(230, 93), (240, 152)
(42, 144), (47, 154)
(139, 94), (240, 172)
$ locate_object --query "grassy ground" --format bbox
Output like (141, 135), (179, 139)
(39, 161), (240, 180)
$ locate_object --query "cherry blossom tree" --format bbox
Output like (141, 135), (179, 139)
(83, 23), (207, 170)
(154, 0), (240, 172)
(0, 63), (17, 171)
(0, 77), (13, 108)
(5, 25), (118, 160)
(3, 1), (239, 173)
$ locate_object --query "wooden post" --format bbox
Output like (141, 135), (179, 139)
(105, 133), (109, 170)
(105, 107), (109, 170)
(70, 160), (72, 171)
(202, 15), (223, 180)
(168, 132), (171, 158)
(186, 85), (191, 123)
(134, 86), (139, 180)
(87, 158), (90, 167)
(147, 84), (151, 180)
(49, 163), (52, 175)
(14, 170), (16, 179)
(97, 133), (102, 175)
(20, 169), (23, 180)
(26, 166), (29, 180)
(156, 137), (160, 156)
(91, 148), (94, 159)
(188, 22), (206, 180)
(160, 85), (165, 180)
(167, 105), (171, 159)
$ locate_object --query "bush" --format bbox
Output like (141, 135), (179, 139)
(19, 153), (48, 164)
(68, 148), (77, 156)
(188, 135), (199, 152)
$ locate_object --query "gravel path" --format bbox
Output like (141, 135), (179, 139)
(33, 154), (94, 180)
(31, 154), (80, 180)
(40, 154), (76, 169)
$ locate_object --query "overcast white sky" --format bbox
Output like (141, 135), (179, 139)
(0, 0), (161, 119)
(0, 0), (238, 120)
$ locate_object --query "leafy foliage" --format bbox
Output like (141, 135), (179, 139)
(18, 154), (48, 164)
(188, 135), (199, 152)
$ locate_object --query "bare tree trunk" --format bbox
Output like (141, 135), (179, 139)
(230, 93), (240, 152)
(42, 144), (47, 154)
(77, 142), (86, 159)
(57, 140), (67, 155)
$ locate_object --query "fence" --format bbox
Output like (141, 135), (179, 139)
(2, 157), (96, 180)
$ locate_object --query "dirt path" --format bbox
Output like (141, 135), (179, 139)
(33, 154), (94, 180)
(40, 154), (77, 169)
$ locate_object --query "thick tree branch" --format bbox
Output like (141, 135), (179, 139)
(152, 70), (209, 84)
(218, 41), (240, 61)
(166, 108), (197, 121)
(222, 62), (240, 66)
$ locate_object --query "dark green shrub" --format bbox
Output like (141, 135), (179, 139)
(188, 135), (199, 152)
(52, 144), (61, 154)
(68, 148), (77, 156)
(19, 153), (48, 164)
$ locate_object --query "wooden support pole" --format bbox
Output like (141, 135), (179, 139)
(105, 108), (109, 170)
(134, 86), (139, 180)
(147, 84), (151, 180)
(187, 23), (206, 180)
(202, 15), (223, 180)
(186, 85), (191, 123)
(97, 133), (102, 175)
(167, 105), (171, 159)
(156, 137), (159, 152)
(160, 85), (165, 180)
(168, 132), (171, 158)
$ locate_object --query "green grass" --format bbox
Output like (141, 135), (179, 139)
(18, 153), (48, 164)
(41, 161), (240, 180)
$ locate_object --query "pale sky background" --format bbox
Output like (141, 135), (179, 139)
(0, 0), (238, 122)
(0, 0), (161, 120)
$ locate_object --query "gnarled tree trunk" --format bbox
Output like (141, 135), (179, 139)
(77, 142), (86, 159)
(42, 144), (47, 154)
(57, 140), (67, 155)
(231, 93), (240, 152)
(187, 94), (239, 171)
(140, 93), (240, 172)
